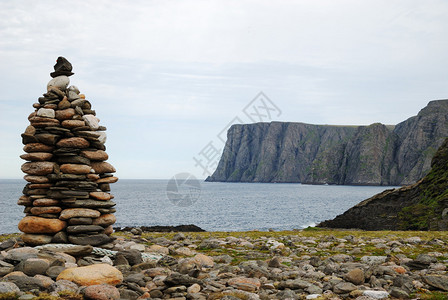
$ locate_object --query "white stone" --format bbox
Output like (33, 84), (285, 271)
(47, 76), (70, 91)
(360, 256), (388, 265)
(37, 108), (55, 118)
(68, 85), (80, 94)
(306, 295), (321, 300)
(97, 132), (107, 144)
(363, 290), (390, 299)
(83, 115), (100, 130)
(130, 244), (146, 252)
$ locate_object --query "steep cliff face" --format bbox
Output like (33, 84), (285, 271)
(317, 138), (448, 230)
(206, 100), (448, 185)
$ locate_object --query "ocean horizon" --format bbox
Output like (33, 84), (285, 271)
(0, 179), (398, 234)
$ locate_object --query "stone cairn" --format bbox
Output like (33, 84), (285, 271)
(18, 57), (118, 247)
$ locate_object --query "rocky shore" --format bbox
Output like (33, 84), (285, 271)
(0, 229), (447, 299)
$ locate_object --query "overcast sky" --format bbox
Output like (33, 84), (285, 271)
(1, 0), (448, 179)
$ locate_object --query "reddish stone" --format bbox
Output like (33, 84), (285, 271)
(80, 150), (109, 161)
(60, 164), (92, 174)
(18, 216), (66, 234)
(21, 234), (53, 246)
(21, 162), (55, 175)
(28, 183), (52, 189)
(61, 120), (86, 129)
(33, 198), (59, 206)
(56, 137), (89, 149)
(91, 162), (116, 174)
(55, 108), (75, 120)
(96, 176), (118, 184)
(20, 152), (53, 161)
(90, 192), (111, 201)
(103, 225), (114, 235)
(227, 277), (261, 292)
(17, 195), (32, 206)
(24, 175), (50, 183)
(86, 174), (101, 181)
(23, 143), (54, 153)
(83, 284), (120, 300)
(30, 206), (62, 215)
(92, 214), (116, 227)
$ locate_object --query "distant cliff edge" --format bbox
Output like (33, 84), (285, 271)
(206, 99), (448, 185)
(317, 137), (448, 230)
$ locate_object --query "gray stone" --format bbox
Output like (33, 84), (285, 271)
(47, 76), (70, 90)
(0, 282), (20, 294)
(83, 114), (100, 130)
(23, 258), (50, 276)
(3, 274), (43, 291)
(333, 281), (357, 294)
(116, 250), (142, 266)
(68, 234), (112, 246)
(423, 275), (448, 291)
(36, 108), (55, 118)
(390, 287), (410, 299)
(5, 247), (38, 262)
(46, 266), (66, 279)
(363, 290), (390, 299)
(66, 225), (104, 234)
(0, 260), (15, 276)
(48, 279), (78, 293)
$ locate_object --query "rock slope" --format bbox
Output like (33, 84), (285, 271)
(317, 138), (448, 230)
(207, 100), (448, 185)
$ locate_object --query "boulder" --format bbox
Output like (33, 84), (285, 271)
(18, 216), (66, 234)
(56, 264), (123, 286)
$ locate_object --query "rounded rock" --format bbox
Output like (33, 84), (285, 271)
(56, 264), (123, 286)
(21, 234), (53, 246)
(82, 284), (120, 300)
(18, 216), (66, 234)
(47, 76), (70, 91)
(21, 161), (54, 175)
(56, 137), (90, 149)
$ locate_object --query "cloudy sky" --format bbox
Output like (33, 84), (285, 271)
(1, 0), (448, 179)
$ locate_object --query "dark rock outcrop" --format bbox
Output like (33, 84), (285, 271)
(207, 100), (448, 185)
(317, 138), (448, 230)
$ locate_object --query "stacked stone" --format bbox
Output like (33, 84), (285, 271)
(17, 57), (118, 247)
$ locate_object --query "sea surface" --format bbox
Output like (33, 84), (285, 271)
(0, 179), (398, 233)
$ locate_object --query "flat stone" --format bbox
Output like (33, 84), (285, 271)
(23, 143), (54, 153)
(21, 161), (54, 175)
(69, 217), (93, 225)
(96, 176), (118, 184)
(37, 108), (55, 118)
(91, 162), (116, 174)
(80, 150), (108, 161)
(67, 225), (104, 234)
(57, 155), (91, 165)
(55, 108), (76, 120)
(61, 120), (86, 128)
(60, 163), (92, 174)
(52, 231), (68, 243)
(83, 284), (120, 300)
(60, 208), (101, 220)
(0, 261), (15, 277)
(20, 152), (53, 161)
(64, 199), (116, 208)
(30, 206), (62, 215)
(68, 234), (113, 246)
(363, 290), (390, 299)
(423, 275), (448, 291)
(43, 245), (93, 257)
(92, 214), (116, 227)
(227, 277), (261, 292)
(333, 281), (357, 294)
(18, 216), (66, 234)
(5, 248), (38, 262)
(33, 198), (59, 206)
(21, 133), (38, 144)
(24, 175), (50, 183)
(57, 137), (90, 148)
(17, 195), (32, 206)
(90, 191), (112, 200)
(30, 116), (60, 127)
(47, 75), (70, 91)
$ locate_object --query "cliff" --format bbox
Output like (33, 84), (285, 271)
(317, 137), (448, 230)
(206, 100), (448, 185)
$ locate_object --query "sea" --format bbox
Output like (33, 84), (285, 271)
(0, 179), (398, 234)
